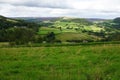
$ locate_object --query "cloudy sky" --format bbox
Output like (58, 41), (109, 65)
(0, 0), (120, 18)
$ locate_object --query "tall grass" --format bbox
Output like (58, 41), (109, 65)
(0, 44), (120, 80)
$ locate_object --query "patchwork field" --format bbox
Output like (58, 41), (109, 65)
(38, 27), (102, 42)
(0, 44), (120, 80)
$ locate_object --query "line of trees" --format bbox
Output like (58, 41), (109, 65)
(0, 27), (58, 45)
(7, 27), (35, 45)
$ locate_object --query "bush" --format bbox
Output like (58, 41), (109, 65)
(44, 32), (56, 43)
(55, 40), (62, 43)
(34, 35), (43, 43)
(66, 40), (83, 43)
(9, 42), (16, 46)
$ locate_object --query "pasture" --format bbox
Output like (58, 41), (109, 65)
(0, 44), (120, 80)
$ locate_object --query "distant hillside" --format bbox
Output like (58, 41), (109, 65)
(0, 16), (120, 42)
(0, 15), (39, 30)
(0, 15), (40, 42)
(86, 18), (108, 22)
(11, 17), (61, 23)
(37, 17), (120, 42)
(12, 17), (108, 23)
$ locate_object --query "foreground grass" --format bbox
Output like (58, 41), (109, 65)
(0, 44), (120, 80)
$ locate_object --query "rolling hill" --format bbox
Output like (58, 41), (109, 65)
(1, 15), (120, 42)
(0, 15), (39, 30)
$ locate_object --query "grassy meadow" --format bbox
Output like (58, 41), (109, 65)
(38, 27), (102, 42)
(0, 44), (120, 80)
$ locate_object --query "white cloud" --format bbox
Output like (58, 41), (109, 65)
(0, 0), (120, 18)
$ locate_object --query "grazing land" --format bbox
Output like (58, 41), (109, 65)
(0, 44), (120, 80)
(0, 15), (120, 80)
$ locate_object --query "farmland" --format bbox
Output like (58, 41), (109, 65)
(0, 44), (120, 80)
(0, 15), (120, 80)
(0, 0), (120, 79)
(38, 19), (105, 42)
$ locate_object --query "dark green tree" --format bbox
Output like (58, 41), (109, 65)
(113, 17), (120, 29)
(7, 27), (35, 45)
(44, 32), (56, 43)
(113, 17), (120, 24)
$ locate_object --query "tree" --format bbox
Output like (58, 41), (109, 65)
(44, 32), (56, 43)
(107, 32), (120, 41)
(0, 29), (8, 42)
(7, 27), (35, 45)
(113, 17), (120, 29)
(113, 17), (120, 24)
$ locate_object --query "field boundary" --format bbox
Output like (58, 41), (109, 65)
(0, 41), (120, 48)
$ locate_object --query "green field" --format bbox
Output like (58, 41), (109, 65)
(38, 25), (103, 35)
(56, 32), (100, 42)
(38, 27), (80, 35)
(0, 44), (120, 80)
(38, 27), (62, 35)
(38, 18), (103, 35)
(38, 27), (102, 42)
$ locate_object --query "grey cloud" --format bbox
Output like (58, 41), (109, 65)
(0, 0), (72, 9)
(0, 0), (120, 18)
(100, 10), (120, 14)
